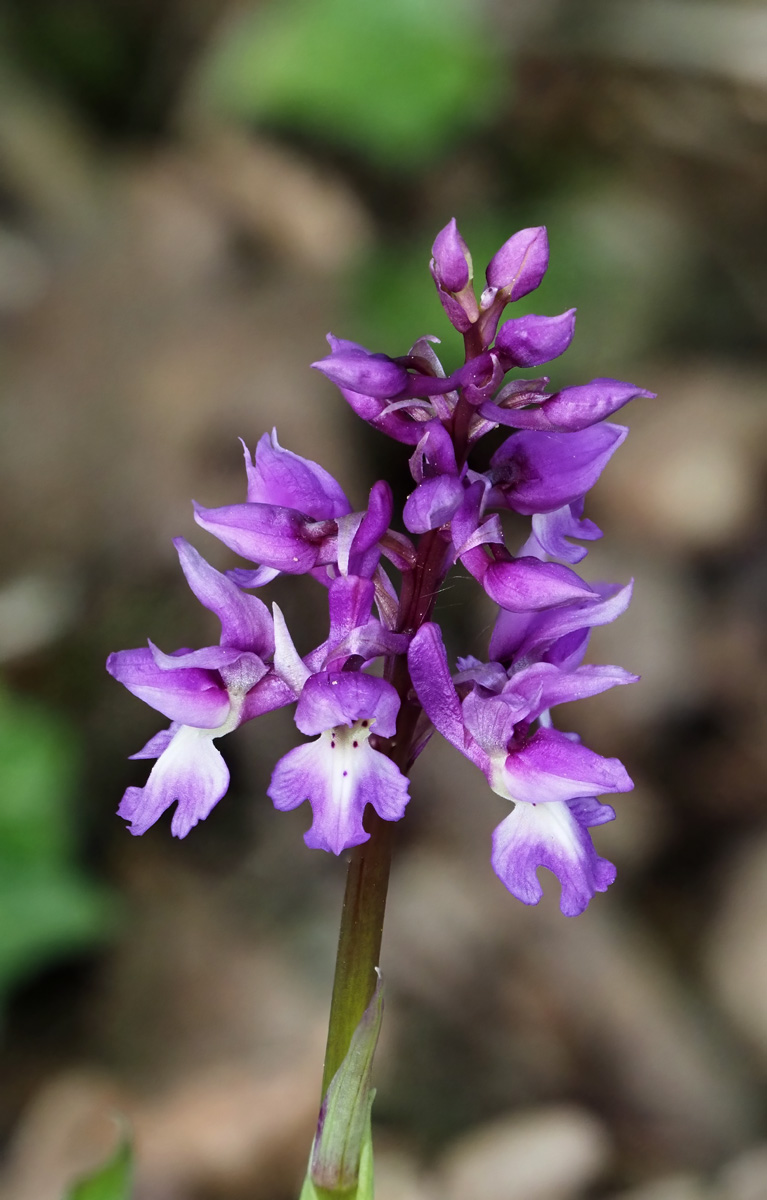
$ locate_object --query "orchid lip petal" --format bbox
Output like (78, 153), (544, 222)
(268, 722), (409, 855)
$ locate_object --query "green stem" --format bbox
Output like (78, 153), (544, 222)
(320, 810), (395, 1095)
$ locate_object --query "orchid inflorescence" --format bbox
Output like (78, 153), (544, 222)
(108, 219), (652, 918)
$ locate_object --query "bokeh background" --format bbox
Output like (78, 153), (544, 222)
(1, 1), (766, 1198)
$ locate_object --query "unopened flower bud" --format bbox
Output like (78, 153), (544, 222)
(495, 309), (576, 368)
(430, 218), (479, 333)
(486, 226), (549, 300)
(431, 218), (472, 292)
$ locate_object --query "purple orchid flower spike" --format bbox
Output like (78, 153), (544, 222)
(108, 216), (652, 1191)
(408, 623), (635, 914)
(107, 215), (655, 1191)
(106, 539), (293, 837)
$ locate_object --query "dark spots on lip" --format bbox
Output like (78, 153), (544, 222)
(361, 720), (368, 727)
(343, 770), (348, 777)
(352, 740), (358, 748)
(330, 742), (335, 749)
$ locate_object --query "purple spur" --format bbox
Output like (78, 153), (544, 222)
(108, 218), (653, 917)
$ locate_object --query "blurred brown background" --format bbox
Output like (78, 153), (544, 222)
(0, 1), (766, 1197)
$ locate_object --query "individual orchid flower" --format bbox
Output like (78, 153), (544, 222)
(107, 539), (293, 837)
(408, 623), (635, 914)
(193, 432), (407, 586)
(266, 595), (410, 854)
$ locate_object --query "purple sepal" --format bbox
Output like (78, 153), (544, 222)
(313, 338), (410, 399)
(106, 648), (229, 727)
(175, 538), (276, 655)
(489, 580), (633, 663)
(193, 501), (319, 573)
(431, 218), (471, 292)
(527, 501), (602, 564)
(242, 432), (351, 520)
(488, 378), (655, 433)
(325, 620), (410, 666)
(507, 662), (638, 716)
(268, 732), (409, 855)
(293, 671), (400, 737)
(118, 724), (231, 838)
(488, 424), (628, 516)
(403, 475), (465, 533)
(407, 624), (489, 773)
(486, 227), (549, 299)
(492, 796), (617, 916)
(494, 309), (576, 368)
(483, 557), (597, 612)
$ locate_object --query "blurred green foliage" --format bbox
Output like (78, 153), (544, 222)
(200, 0), (504, 167)
(0, 684), (115, 1001)
(65, 1135), (133, 1200)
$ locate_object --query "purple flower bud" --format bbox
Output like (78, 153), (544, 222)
(498, 378), (656, 433)
(495, 309), (576, 368)
(430, 218), (472, 293)
(313, 337), (409, 399)
(486, 227), (549, 300)
(429, 218), (479, 333)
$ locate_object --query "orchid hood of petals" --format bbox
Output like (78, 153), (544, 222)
(489, 579), (634, 664)
(482, 557), (598, 613)
(526, 502), (602, 564)
(193, 500), (323, 574)
(488, 425), (628, 516)
(243, 431), (352, 520)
